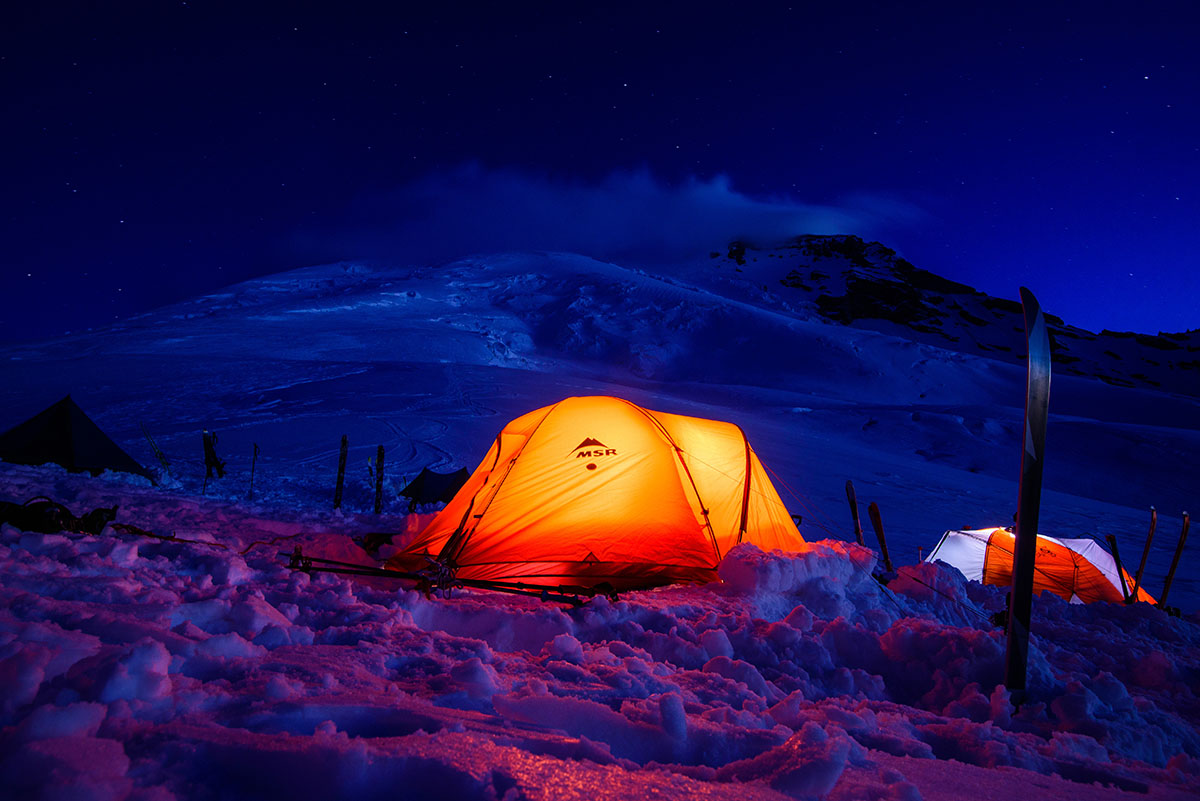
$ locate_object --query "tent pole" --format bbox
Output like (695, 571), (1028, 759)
(1158, 512), (1190, 609)
(1131, 507), (1156, 602)
(845, 480), (866, 546)
(1105, 534), (1130, 603)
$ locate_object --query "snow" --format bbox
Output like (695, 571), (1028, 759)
(0, 242), (1197, 799)
(0, 475), (1196, 799)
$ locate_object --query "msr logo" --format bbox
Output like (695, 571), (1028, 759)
(570, 437), (617, 458)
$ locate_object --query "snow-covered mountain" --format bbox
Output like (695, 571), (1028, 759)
(1, 237), (1197, 800)
(0, 237), (1195, 599)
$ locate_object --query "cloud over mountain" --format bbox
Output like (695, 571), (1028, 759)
(300, 164), (926, 264)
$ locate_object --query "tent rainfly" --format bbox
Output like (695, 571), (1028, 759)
(925, 527), (1154, 604)
(388, 395), (807, 590)
(0, 395), (155, 483)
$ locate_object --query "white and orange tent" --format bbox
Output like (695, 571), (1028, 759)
(925, 527), (1154, 604)
(388, 395), (807, 590)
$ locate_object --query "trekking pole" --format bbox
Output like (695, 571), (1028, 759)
(1158, 512), (1191, 608)
(845, 480), (866, 546)
(1105, 534), (1130, 603)
(1131, 507), (1156, 603)
(333, 435), (348, 510)
(867, 501), (894, 572)
(374, 445), (385, 514)
(248, 443), (259, 501)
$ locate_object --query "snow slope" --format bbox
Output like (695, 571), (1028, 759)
(0, 237), (1197, 799)
(1, 241), (1194, 602)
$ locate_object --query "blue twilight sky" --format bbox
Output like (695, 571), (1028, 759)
(2, 1), (1196, 341)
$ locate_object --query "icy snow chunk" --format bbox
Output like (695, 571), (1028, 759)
(13, 701), (107, 741)
(702, 656), (784, 703)
(717, 721), (853, 798)
(17, 532), (72, 551)
(449, 657), (500, 701)
(219, 555), (255, 585)
(98, 639), (172, 704)
(169, 598), (233, 634)
(989, 684), (1013, 727)
(782, 605), (814, 632)
(0, 640), (53, 723)
(195, 632), (267, 660)
(265, 674), (302, 700)
(1050, 680), (1107, 738)
(0, 736), (132, 801)
(1131, 650), (1177, 689)
(494, 690), (675, 763)
(228, 593), (293, 638)
(6, 620), (104, 683)
(717, 542), (883, 622)
(106, 539), (140, 567)
(252, 624), (293, 649)
(546, 632), (585, 664)
(699, 627), (734, 659)
(658, 692), (687, 740)
(1046, 730), (1109, 763)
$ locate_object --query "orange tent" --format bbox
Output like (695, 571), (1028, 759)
(925, 527), (1155, 604)
(388, 396), (807, 590)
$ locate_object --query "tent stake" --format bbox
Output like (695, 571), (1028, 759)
(374, 445), (385, 514)
(867, 501), (893, 572)
(1004, 287), (1051, 704)
(1131, 507), (1156, 603)
(845, 480), (866, 546)
(333, 435), (348, 510)
(1158, 512), (1190, 608)
(1105, 534), (1130, 603)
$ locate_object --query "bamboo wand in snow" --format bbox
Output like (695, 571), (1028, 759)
(248, 443), (259, 501)
(1105, 534), (1131, 603)
(867, 501), (894, 573)
(1158, 512), (1191, 608)
(333, 435), (348, 510)
(1131, 507), (1156, 603)
(845, 480), (866, 546)
(373, 445), (385, 515)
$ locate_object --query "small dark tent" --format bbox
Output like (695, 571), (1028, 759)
(0, 395), (155, 482)
(399, 467), (469, 508)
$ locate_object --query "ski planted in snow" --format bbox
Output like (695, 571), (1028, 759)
(1004, 286), (1052, 701)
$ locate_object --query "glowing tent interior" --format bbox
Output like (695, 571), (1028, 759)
(388, 395), (807, 590)
(924, 527), (1154, 604)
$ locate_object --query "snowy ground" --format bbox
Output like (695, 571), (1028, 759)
(1, 245), (1197, 798)
(1, 464), (1197, 800)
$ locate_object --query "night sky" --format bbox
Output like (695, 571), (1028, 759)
(3, 1), (1196, 342)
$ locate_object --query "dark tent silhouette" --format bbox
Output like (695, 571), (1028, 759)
(0, 395), (155, 482)
(399, 467), (468, 508)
